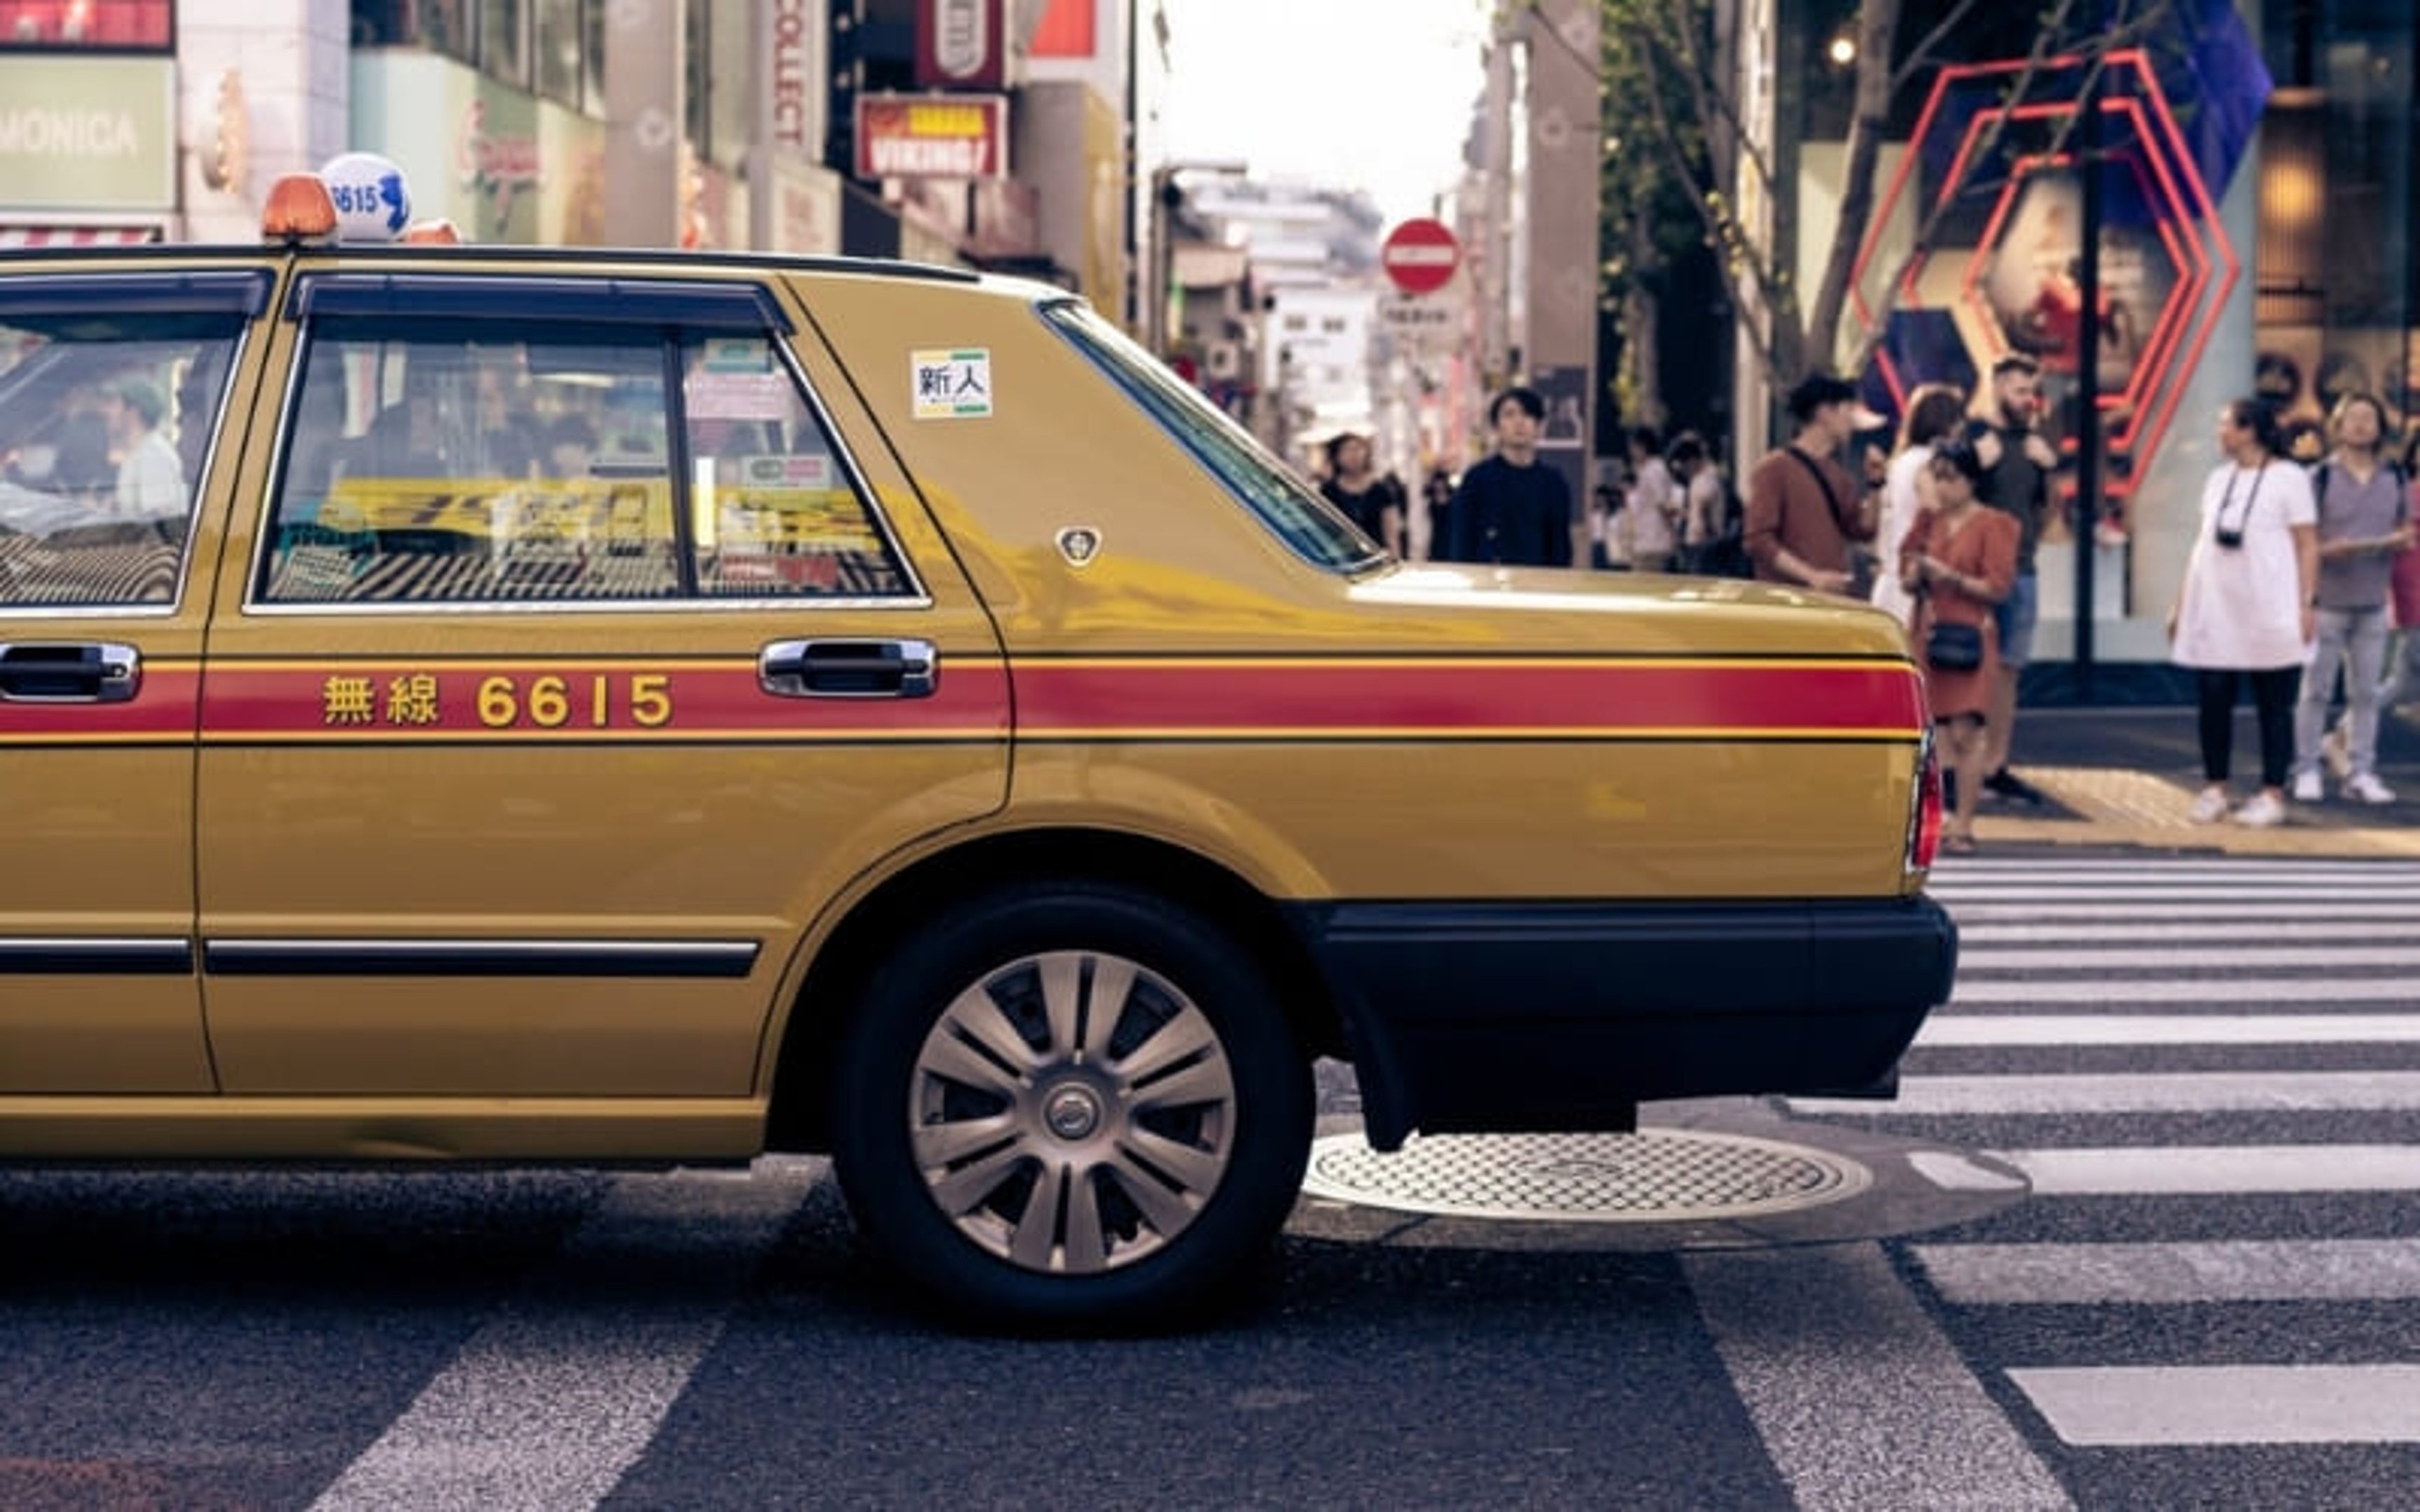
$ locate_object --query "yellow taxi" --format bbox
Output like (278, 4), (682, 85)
(0, 164), (1954, 1327)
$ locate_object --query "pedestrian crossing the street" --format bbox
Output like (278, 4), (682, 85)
(1784, 854), (2420, 1476)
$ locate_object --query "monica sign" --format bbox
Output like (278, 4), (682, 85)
(0, 56), (174, 210)
(854, 94), (1008, 180)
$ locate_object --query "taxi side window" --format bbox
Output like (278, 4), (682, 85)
(0, 307), (241, 609)
(260, 313), (905, 605)
(263, 322), (681, 604)
(683, 335), (908, 598)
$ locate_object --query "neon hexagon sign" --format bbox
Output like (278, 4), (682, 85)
(1849, 48), (2247, 507)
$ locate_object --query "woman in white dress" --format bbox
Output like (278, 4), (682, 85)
(2167, 398), (2319, 827)
(1872, 383), (1969, 627)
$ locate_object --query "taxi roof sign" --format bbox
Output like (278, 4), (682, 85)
(318, 153), (412, 244)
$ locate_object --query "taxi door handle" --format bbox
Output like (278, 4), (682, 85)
(0, 641), (141, 704)
(758, 638), (937, 699)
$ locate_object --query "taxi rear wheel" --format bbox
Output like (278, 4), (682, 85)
(830, 882), (1311, 1330)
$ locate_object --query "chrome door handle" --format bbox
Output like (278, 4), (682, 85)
(758, 638), (937, 699)
(0, 641), (141, 703)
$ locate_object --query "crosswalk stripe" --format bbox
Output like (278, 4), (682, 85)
(312, 1160), (816, 1512)
(1933, 885), (2420, 901)
(1686, 1245), (2071, 1510)
(1959, 920), (2412, 942)
(1993, 1144), (2420, 1194)
(2008, 1365), (2420, 1446)
(1953, 976), (2419, 1004)
(1914, 1013), (2420, 1046)
(1938, 863), (2420, 883)
(1910, 1239), (2420, 1304)
(1796, 1071), (2420, 1115)
(1959, 944), (2420, 970)
(1949, 902), (2420, 920)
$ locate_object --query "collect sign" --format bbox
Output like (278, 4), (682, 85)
(1381, 218), (1461, 297)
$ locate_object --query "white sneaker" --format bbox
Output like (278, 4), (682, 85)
(2188, 786), (2230, 824)
(2346, 772), (2398, 805)
(2322, 725), (2353, 780)
(2234, 792), (2288, 827)
(2290, 769), (2324, 803)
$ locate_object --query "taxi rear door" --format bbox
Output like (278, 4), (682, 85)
(194, 267), (1009, 1101)
(0, 267), (272, 1094)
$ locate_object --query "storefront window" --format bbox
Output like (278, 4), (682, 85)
(535, 0), (582, 109)
(0, 0), (170, 50)
(481, 0), (527, 90)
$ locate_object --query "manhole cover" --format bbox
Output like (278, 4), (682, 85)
(1300, 1128), (1871, 1222)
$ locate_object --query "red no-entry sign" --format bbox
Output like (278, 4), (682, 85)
(1381, 218), (1461, 297)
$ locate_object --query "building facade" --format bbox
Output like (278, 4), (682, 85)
(1749, 0), (2418, 690)
(0, 0), (1155, 334)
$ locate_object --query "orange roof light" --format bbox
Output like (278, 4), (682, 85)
(262, 173), (339, 245)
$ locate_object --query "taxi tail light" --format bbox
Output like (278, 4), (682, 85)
(1907, 735), (1943, 874)
(262, 174), (340, 245)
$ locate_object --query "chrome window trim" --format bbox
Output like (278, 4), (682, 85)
(241, 276), (926, 615)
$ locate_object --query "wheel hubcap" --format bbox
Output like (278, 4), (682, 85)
(908, 949), (1237, 1276)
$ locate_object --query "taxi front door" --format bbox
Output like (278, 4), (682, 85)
(0, 270), (271, 1096)
(193, 272), (1010, 1105)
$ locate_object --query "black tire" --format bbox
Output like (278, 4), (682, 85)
(830, 881), (1312, 1331)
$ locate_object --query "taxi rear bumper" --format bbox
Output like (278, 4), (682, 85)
(1286, 896), (1958, 1151)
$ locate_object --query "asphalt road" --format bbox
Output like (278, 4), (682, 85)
(2, 851), (2414, 1511)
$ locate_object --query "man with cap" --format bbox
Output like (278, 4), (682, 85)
(1744, 372), (1885, 592)
(104, 377), (184, 516)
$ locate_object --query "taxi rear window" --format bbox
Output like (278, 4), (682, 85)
(1041, 302), (1383, 573)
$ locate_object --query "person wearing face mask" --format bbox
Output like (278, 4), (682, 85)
(1743, 372), (1884, 593)
(2168, 398), (2321, 828)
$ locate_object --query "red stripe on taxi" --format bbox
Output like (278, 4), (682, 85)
(1013, 659), (1925, 738)
(195, 662), (1013, 740)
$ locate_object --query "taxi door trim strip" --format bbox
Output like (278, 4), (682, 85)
(0, 938), (193, 974)
(202, 938), (760, 979)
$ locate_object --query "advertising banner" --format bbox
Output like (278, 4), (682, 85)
(854, 94), (1008, 180)
(915, 0), (1007, 91)
(0, 56), (174, 211)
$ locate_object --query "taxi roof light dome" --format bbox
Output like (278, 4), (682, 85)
(261, 173), (339, 245)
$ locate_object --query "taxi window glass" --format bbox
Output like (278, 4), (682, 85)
(0, 314), (236, 608)
(683, 335), (908, 598)
(1040, 301), (1382, 573)
(262, 321), (683, 603)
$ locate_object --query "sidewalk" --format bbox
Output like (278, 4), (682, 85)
(1975, 705), (2420, 858)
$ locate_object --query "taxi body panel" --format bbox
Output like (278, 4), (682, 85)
(0, 229), (1952, 1321)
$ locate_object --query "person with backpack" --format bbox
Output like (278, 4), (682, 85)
(1671, 430), (1746, 576)
(2291, 391), (2410, 804)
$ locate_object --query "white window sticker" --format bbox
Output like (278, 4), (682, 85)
(912, 348), (993, 419)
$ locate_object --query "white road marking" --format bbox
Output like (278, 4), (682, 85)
(1907, 1152), (2029, 1191)
(1991, 1144), (2420, 1195)
(1961, 920), (2420, 942)
(1949, 902), (2420, 921)
(1952, 976), (2420, 1004)
(1687, 1244), (2071, 1511)
(312, 1159), (817, 1512)
(2009, 1365), (2420, 1446)
(1959, 944), (2420, 970)
(1912, 1239), (2420, 1304)
(1933, 885), (2420, 902)
(1795, 1071), (2420, 1115)
(1914, 1013), (2420, 1046)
